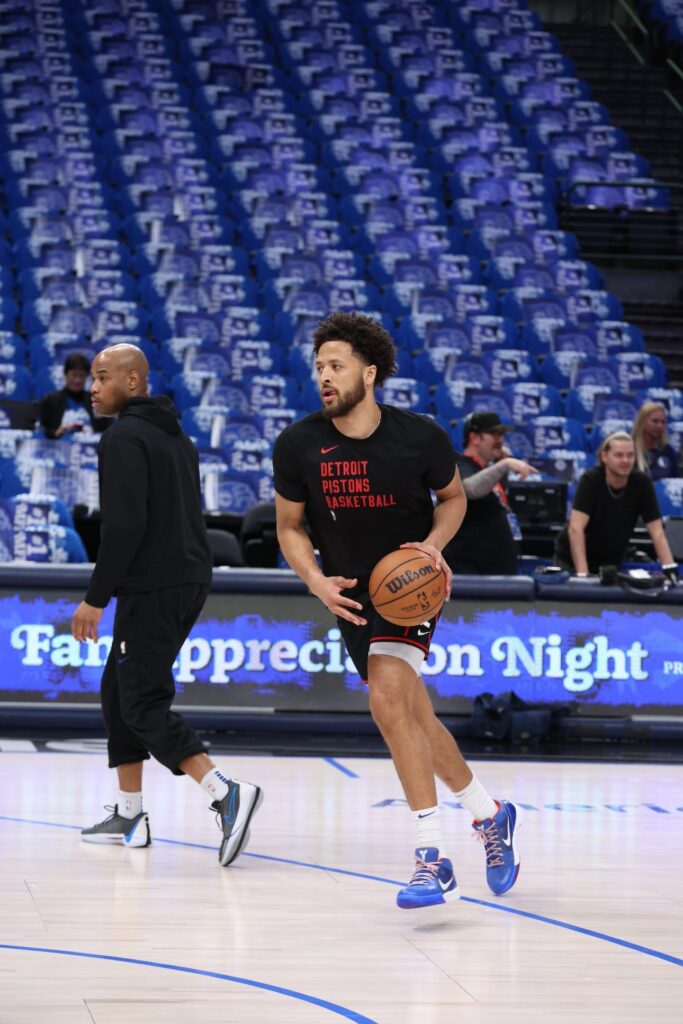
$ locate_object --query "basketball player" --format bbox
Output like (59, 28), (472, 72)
(71, 344), (262, 865)
(273, 313), (521, 909)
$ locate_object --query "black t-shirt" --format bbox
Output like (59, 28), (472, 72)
(443, 453), (517, 575)
(273, 405), (456, 588)
(554, 466), (661, 572)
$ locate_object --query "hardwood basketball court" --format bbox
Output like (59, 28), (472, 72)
(1, 747), (682, 1022)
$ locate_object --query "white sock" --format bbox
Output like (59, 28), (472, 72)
(453, 776), (498, 823)
(118, 791), (143, 819)
(414, 805), (446, 857)
(200, 767), (230, 802)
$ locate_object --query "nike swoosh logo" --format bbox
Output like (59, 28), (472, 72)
(502, 821), (512, 846)
(224, 786), (239, 826)
(416, 628), (431, 636)
(117, 656), (130, 664)
(321, 445), (339, 454)
(417, 811), (435, 819)
(438, 876), (452, 892)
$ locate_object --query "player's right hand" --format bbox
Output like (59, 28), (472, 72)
(310, 575), (367, 626)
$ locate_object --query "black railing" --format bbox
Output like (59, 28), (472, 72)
(568, 0), (683, 113)
(559, 179), (683, 260)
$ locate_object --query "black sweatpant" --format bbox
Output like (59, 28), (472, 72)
(101, 582), (210, 775)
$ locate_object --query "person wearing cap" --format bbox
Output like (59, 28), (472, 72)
(444, 412), (536, 575)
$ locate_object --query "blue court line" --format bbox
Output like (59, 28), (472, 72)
(0, 944), (377, 1024)
(323, 757), (359, 778)
(2, 815), (682, 969)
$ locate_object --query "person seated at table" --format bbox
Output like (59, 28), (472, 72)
(632, 402), (679, 480)
(554, 430), (678, 580)
(40, 353), (109, 439)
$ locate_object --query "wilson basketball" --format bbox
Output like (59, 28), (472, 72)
(369, 548), (447, 626)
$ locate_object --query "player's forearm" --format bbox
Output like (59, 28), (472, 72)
(277, 524), (325, 590)
(568, 525), (589, 574)
(425, 493), (467, 550)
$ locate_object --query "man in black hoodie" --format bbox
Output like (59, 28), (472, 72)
(71, 344), (262, 866)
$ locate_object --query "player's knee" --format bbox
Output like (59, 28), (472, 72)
(368, 684), (411, 730)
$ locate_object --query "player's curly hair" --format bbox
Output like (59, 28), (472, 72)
(312, 312), (397, 387)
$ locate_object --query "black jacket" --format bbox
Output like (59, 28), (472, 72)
(40, 388), (109, 438)
(85, 396), (212, 607)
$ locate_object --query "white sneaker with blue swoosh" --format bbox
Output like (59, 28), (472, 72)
(81, 805), (151, 847)
(472, 799), (522, 895)
(396, 847), (460, 909)
(212, 779), (263, 867)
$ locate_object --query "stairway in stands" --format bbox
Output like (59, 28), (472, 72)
(549, 23), (683, 386)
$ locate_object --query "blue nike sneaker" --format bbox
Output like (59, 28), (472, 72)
(396, 847), (460, 909)
(472, 800), (521, 895)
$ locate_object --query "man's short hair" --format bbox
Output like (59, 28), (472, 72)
(312, 312), (397, 387)
(64, 353), (91, 374)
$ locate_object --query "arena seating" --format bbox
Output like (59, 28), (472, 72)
(0, 0), (680, 564)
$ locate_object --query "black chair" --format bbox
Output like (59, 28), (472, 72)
(239, 502), (279, 567)
(206, 528), (245, 567)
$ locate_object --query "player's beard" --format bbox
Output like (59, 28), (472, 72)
(321, 375), (366, 419)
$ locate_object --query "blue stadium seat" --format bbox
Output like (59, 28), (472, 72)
(531, 416), (588, 454)
(564, 290), (623, 322)
(413, 349), (466, 386)
(0, 365), (36, 401)
(590, 419), (636, 450)
(255, 408), (301, 444)
(565, 385), (618, 424)
(466, 316), (517, 355)
(181, 406), (248, 446)
(422, 323), (472, 352)
(434, 380), (483, 421)
(381, 377), (430, 413)
(614, 352), (667, 391)
(654, 479), (683, 517)
(12, 525), (88, 563)
(483, 350), (538, 388)
(462, 390), (514, 423)
(592, 395), (640, 423)
(502, 288), (567, 324)
(10, 494), (74, 530)
(541, 351), (590, 389)
(638, 388), (683, 420)
(594, 321), (645, 358)
(504, 382), (564, 421)
(574, 362), (620, 389)
(503, 424), (536, 461)
(244, 375), (300, 411)
(227, 341), (285, 381)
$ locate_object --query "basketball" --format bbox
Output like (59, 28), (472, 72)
(369, 548), (448, 626)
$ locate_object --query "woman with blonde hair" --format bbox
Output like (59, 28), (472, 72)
(632, 402), (678, 480)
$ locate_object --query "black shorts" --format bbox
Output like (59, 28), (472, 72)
(338, 592), (439, 682)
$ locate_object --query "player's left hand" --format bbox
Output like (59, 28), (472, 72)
(71, 602), (104, 642)
(400, 542), (452, 601)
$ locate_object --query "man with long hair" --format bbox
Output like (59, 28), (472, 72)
(554, 430), (677, 578)
(273, 312), (522, 910)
